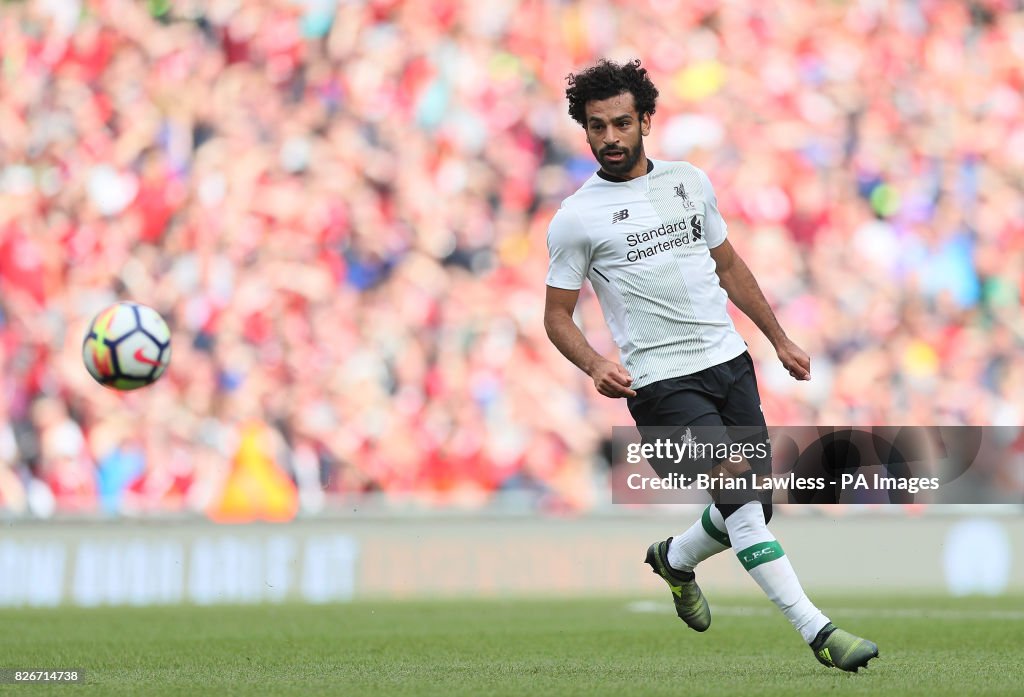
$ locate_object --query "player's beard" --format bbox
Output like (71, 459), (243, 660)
(595, 142), (643, 177)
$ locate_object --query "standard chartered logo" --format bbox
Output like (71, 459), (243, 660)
(624, 216), (704, 262)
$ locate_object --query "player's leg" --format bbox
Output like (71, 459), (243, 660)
(667, 501), (730, 573)
(629, 373), (733, 572)
(646, 415), (734, 579)
(717, 353), (878, 671)
(715, 354), (829, 643)
(716, 501), (824, 639)
(717, 500), (878, 670)
(629, 379), (730, 632)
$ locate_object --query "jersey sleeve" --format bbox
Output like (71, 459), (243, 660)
(545, 206), (591, 290)
(698, 168), (729, 249)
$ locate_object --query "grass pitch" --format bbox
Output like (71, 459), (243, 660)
(1, 594), (1021, 696)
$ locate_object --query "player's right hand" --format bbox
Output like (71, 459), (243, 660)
(589, 360), (637, 398)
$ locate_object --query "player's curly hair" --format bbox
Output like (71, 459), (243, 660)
(565, 59), (659, 127)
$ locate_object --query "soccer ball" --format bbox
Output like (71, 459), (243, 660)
(82, 302), (172, 390)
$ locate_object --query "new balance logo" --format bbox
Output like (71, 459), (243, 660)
(612, 209), (629, 223)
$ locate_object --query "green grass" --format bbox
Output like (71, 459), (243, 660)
(0, 595), (1022, 696)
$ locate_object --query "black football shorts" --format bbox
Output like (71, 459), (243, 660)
(626, 351), (772, 495)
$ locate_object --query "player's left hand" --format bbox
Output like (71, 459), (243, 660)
(776, 338), (811, 381)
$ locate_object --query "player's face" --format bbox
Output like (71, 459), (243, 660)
(584, 92), (651, 179)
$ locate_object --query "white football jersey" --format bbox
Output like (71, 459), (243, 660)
(546, 158), (747, 389)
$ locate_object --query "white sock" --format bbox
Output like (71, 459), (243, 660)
(667, 505), (731, 572)
(724, 501), (830, 643)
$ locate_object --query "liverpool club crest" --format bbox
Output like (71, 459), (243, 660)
(674, 182), (696, 210)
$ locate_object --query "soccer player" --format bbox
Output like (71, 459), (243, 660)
(543, 59), (878, 672)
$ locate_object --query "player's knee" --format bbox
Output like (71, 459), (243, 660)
(716, 501), (768, 541)
(715, 502), (740, 519)
(717, 499), (763, 521)
(712, 467), (762, 513)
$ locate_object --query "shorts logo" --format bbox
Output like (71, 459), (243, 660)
(612, 209), (629, 224)
(675, 183), (696, 210)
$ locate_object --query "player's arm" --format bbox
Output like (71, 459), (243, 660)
(709, 239), (811, 381)
(544, 286), (636, 398)
(545, 206), (636, 398)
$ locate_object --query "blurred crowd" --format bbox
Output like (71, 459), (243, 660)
(0, 0), (1022, 518)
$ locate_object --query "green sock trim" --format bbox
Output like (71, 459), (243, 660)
(736, 540), (785, 571)
(701, 505), (731, 547)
